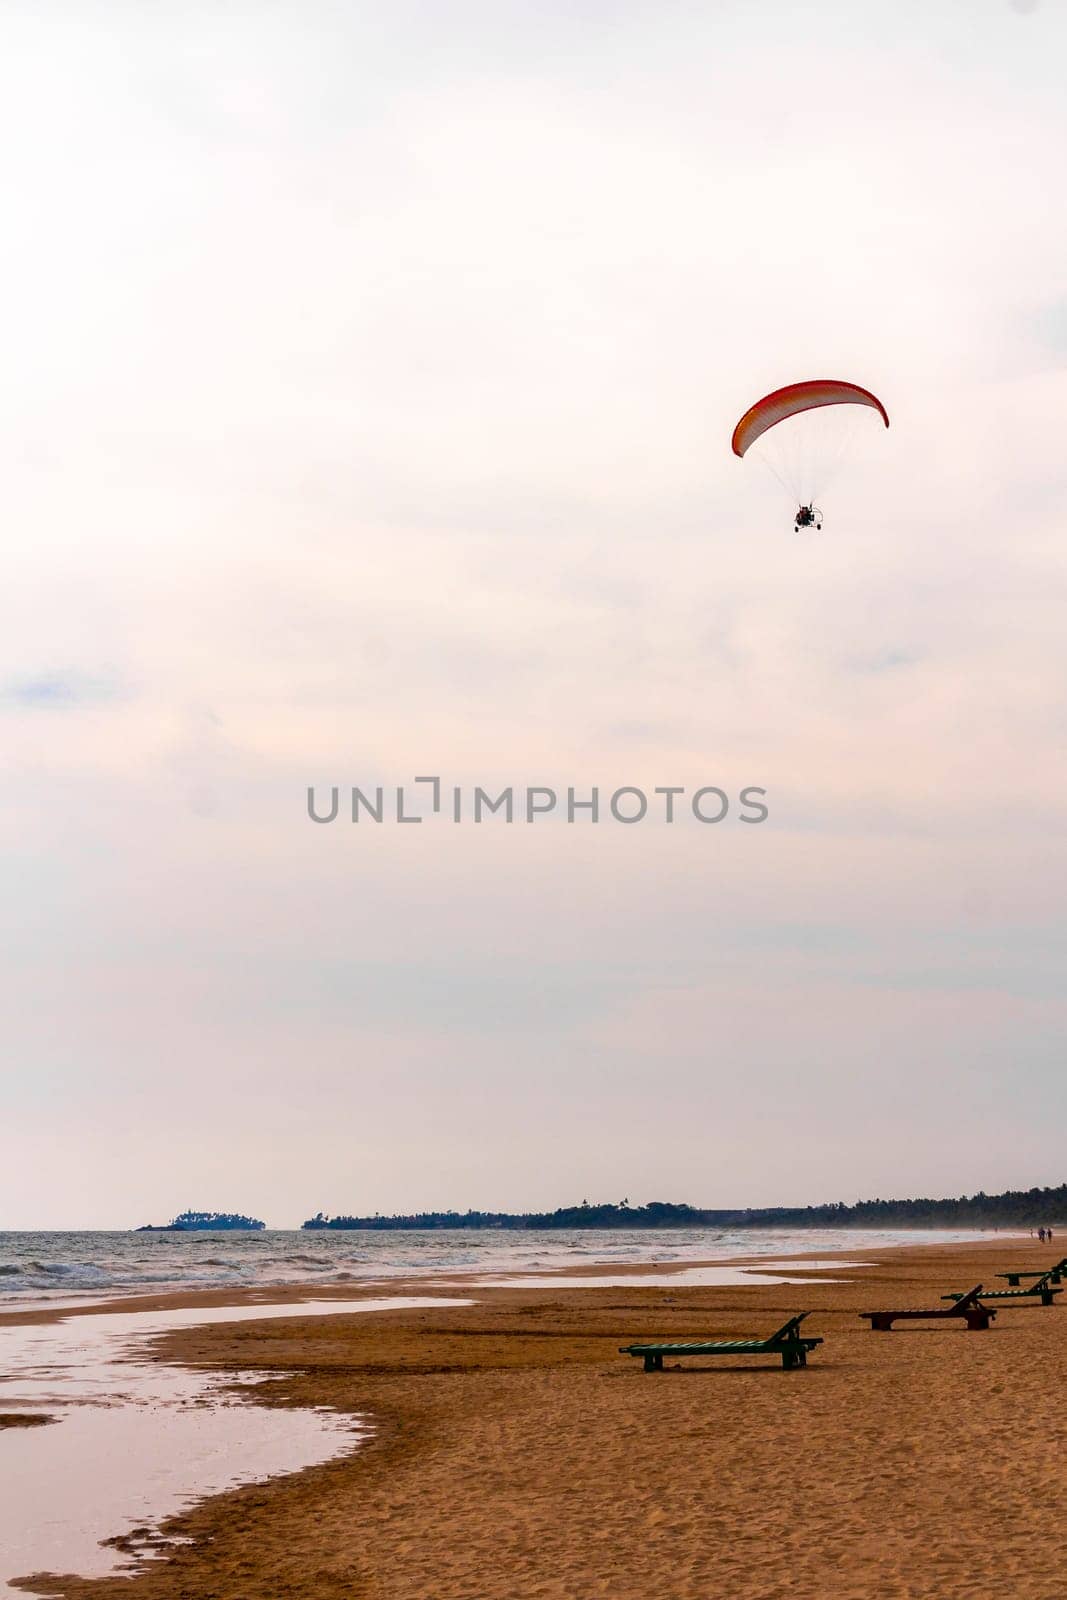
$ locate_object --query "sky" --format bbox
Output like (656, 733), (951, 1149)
(3, 0), (1067, 1228)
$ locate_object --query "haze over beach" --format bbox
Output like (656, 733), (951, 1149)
(4, 4), (1067, 1229)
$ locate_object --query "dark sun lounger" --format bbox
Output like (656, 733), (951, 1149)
(620, 1313), (821, 1371)
(997, 1258), (1067, 1287)
(860, 1285), (995, 1331)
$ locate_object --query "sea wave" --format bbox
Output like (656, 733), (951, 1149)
(29, 1261), (108, 1278)
(0, 1225), (998, 1302)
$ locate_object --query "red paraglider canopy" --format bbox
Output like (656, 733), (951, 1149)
(731, 380), (889, 459)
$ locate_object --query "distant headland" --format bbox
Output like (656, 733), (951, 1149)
(136, 1210), (265, 1232)
(302, 1183), (1067, 1232)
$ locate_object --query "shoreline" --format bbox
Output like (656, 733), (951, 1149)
(0, 1222), (1013, 1313)
(6, 1231), (1063, 1599)
(0, 1229), (1021, 1329)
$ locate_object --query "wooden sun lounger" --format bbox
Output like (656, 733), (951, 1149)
(861, 1285), (995, 1331)
(997, 1258), (1067, 1287)
(944, 1273), (1061, 1308)
(619, 1313), (821, 1371)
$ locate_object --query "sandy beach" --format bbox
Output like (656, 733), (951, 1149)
(4, 1234), (1065, 1600)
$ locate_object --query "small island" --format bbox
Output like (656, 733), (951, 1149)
(136, 1210), (266, 1232)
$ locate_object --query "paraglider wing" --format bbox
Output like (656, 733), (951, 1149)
(731, 380), (889, 459)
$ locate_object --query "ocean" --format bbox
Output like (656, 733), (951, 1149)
(0, 1225), (996, 1302)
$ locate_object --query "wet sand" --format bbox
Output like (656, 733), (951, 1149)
(7, 1235), (1067, 1600)
(0, 1298), (472, 1593)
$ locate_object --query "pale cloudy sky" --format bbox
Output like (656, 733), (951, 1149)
(3, 1), (1066, 1228)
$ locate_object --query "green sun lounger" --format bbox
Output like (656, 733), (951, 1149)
(997, 1258), (1067, 1287)
(943, 1273), (1062, 1308)
(619, 1313), (821, 1372)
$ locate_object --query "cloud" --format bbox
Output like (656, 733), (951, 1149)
(1, 671), (126, 710)
(1029, 298), (1067, 357)
(3, 0), (1067, 1223)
